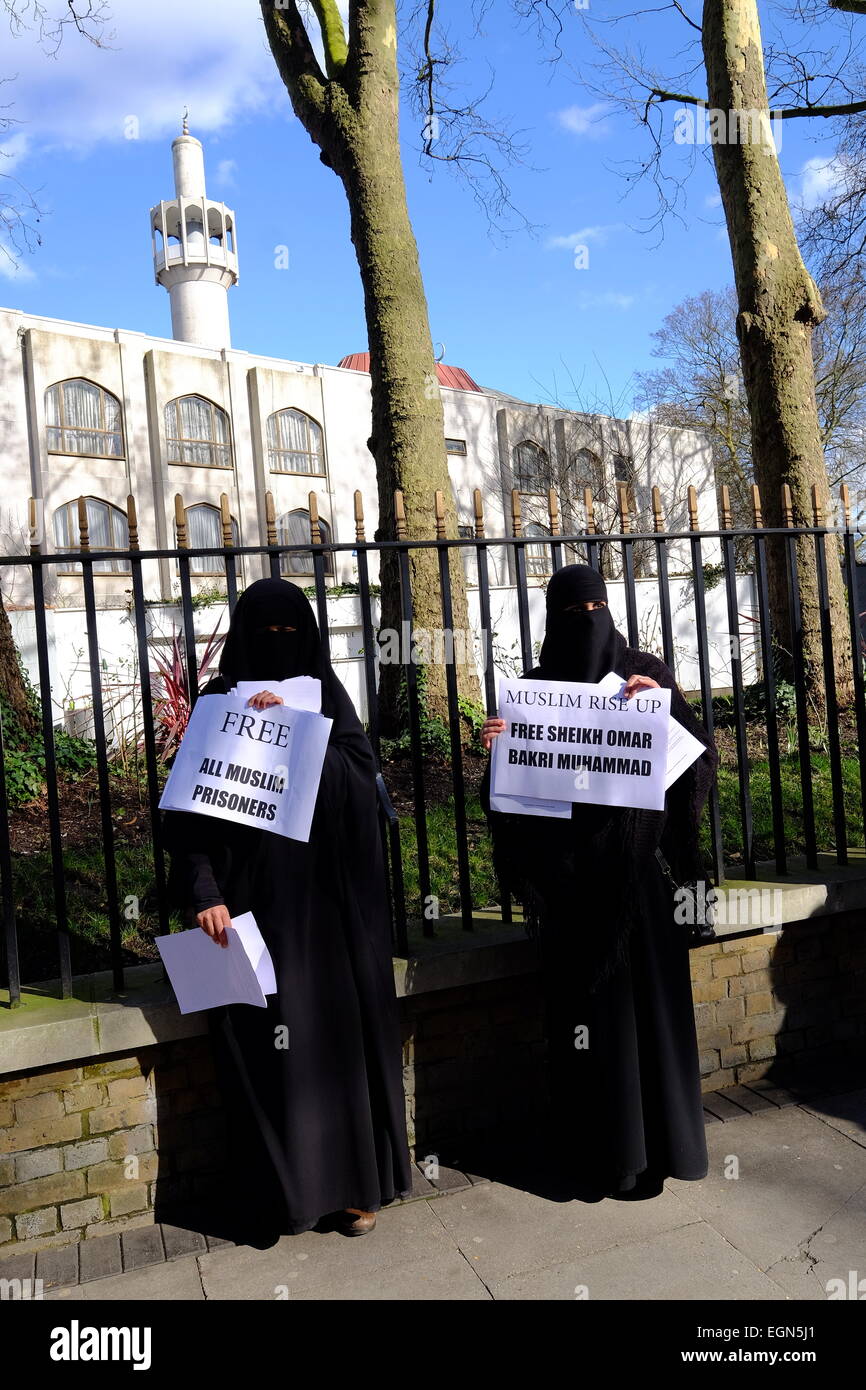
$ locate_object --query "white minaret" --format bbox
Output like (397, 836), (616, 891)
(150, 115), (238, 348)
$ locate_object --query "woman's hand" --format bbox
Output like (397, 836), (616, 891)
(196, 904), (232, 948)
(481, 716), (506, 751)
(622, 675), (661, 699)
(246, 690), (285, 710)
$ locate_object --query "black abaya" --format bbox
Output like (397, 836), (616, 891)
(162, 580), (413, 1233)
(481, 640), (718, 1194)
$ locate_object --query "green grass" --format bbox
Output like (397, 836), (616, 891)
(9, 842), (183, 982)
(710, 754), (863, 862)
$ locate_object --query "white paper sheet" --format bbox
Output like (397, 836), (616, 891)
(155, 911), (276, 1014)
(488, 670), (705, 814)
(230, 676), (322, 712)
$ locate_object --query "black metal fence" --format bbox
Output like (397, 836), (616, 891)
(1, 480), (864, 1003)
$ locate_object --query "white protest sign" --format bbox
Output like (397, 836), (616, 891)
(159, 693), (332, 842)
(231, 676), (321, 712)
(491, 675), (671, 812)
(488, 671), (704, 816)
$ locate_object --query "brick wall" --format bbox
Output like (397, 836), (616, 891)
(692, 909), (866, 1091)
(400, 973), (549, 1158)
(2, 910), (864, 1256)
(0, 1037), (225, 1256)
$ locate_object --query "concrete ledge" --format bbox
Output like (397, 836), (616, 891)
(2, 852), (864, 1077)
(0, 965), (208, 1075)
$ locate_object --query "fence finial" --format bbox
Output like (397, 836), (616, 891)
(548, 488), (561, 536)
(308, 491), (322, 545)
(510, 488), (523, 537)
(473, 487), (485, 539)
(840, 482), (851, 531)
(584, 487), (597, 535)
(434, 490), (446, 540)
(219, 493), (233, 547)
(651, 485), (665, 533)
(354, 490), (365, 543)
(265, 491), (278, 547)
(127, 494), (139, 550)
(687, 486), (699, 532)
(77, 496), (90, 552)
(811, 483), (824, 528)
(751, 484), (763, 528)
(781, 483), (794, 528)
(175, 494), (188, 547)
(617, 481), (631, 534)
(28, 497), (40, 554)
(719, 484), (732, 530)
(394, 490), (407, 540)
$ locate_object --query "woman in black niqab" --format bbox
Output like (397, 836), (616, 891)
(162, 578), (413, 1237)
(480, 564), (718, 1198)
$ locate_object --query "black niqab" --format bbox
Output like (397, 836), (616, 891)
(538, 564), (627, 684)
(218, 576), (325, 693)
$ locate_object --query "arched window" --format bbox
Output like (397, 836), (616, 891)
(179, 503), (239, 575)
(513, 439), (548, 494)
(165, 395), (232, 468)
(571, 448), (604, 496)
(267, 409), (325, 475)
(525, 522), (552, 578)
(46, 380), (124, 458)
(277, 509), (334, 577)
(54, 498), (130, 573)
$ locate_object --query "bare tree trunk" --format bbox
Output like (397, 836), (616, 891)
(703, 0), (852, 702)
(261, 0), (481, 735)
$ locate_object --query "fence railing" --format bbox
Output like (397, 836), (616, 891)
(1, 478), (864, 1003)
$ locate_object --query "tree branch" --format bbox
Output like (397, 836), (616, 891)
(309, 0), (348, 79)
(259, 1), (330, 120)
(648, 86), (866, 118)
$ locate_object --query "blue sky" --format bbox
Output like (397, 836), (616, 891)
(0, 0), (847, 408)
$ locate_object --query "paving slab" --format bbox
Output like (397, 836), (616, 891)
(488, 1220), (786, 1301)
(667, 1105), (866, 1271)
(197, 1198), (490, 1300)
(429, 1178), (701, 1286)
(800, 1088), (866, 1150)
(47, 1257), (204, 1301)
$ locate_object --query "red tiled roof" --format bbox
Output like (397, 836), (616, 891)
(336, 352), (481, 392)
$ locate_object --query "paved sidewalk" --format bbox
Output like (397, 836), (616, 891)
(12, 1078), (862, 1301)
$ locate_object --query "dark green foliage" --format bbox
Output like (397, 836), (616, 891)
(0, 649), (97, 808)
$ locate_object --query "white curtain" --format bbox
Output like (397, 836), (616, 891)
(267, 409), (323, 474)
(277, 510), (332, 576)
(166, 397), (230, 467)
(54, 498), (129, 573)
(525, 523), (551, 577)
(185, 504), (237, 573)
(46, 380), (123, 457)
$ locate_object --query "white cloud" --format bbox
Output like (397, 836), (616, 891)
(0, 249), (37, 282)
(576, 290), (635, 311)
(704, 192), (722, 210)
(546, 224), (621, 251)
(215, 158), (238, 188)
(556, 103), (611, 139)
(0, 133), (31, 172)
(798, 155), (845, 210)
(0, 0), (284, 153)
